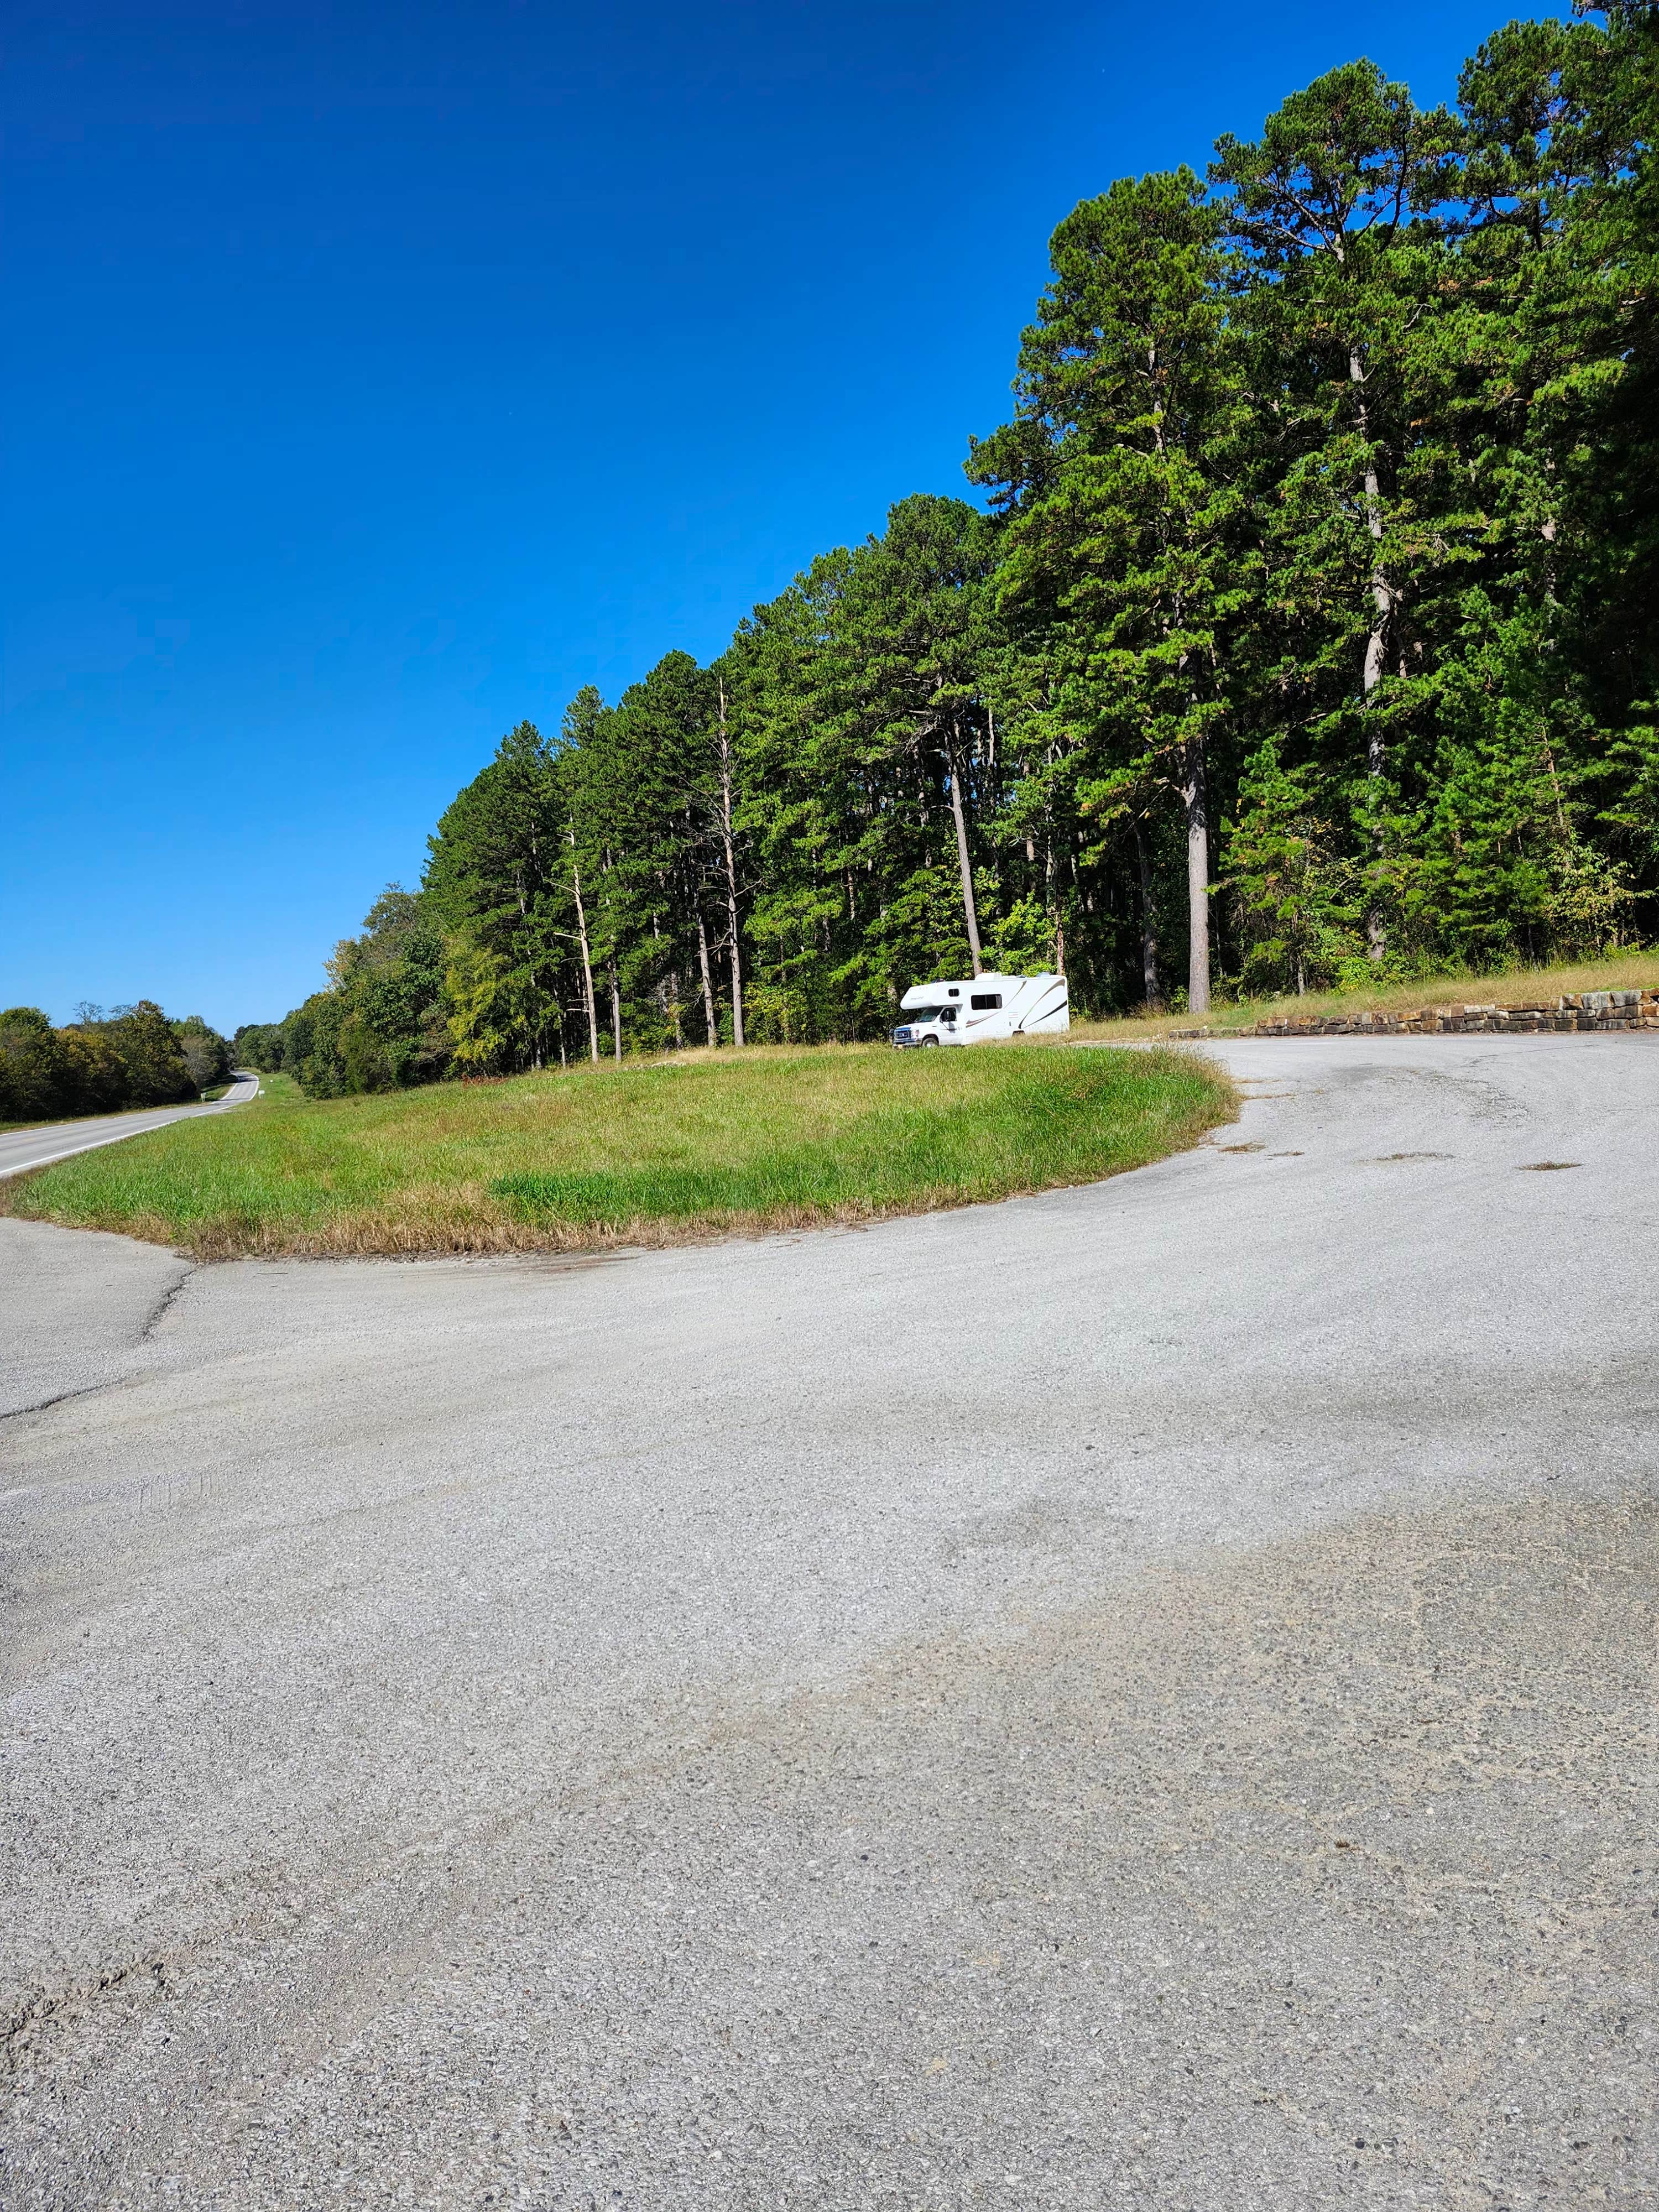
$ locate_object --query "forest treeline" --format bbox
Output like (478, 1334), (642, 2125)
(238, 6), (1658, 1094)
(0, 1004), (233, 1123)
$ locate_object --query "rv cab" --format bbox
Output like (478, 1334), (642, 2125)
(889, 991), (959, 1045)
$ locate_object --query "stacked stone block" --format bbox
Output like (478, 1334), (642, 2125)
(1168, 988), (1659, 1041)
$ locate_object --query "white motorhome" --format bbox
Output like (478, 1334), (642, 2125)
(891, 972), (1070, 1047)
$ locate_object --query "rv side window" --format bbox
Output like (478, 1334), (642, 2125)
(970, 993), (1002, 1010)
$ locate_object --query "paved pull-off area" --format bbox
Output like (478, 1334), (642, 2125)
(0, 1072), (260, 1182)
(3, 1036), (1656, 2210)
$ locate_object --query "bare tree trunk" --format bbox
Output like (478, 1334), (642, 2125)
(1352, 347), (1394, 963)
(1182, 741), (1211, 1016)
(1134, 823), (1160, 1008)
(1044, 836), (1065, 979)
(516, 875), (542, 1073)
(717, 677), (744, 1048)
(568, 835), (599, 1062)
(947, 722), (983, 976)
(695, 910), (717, 1044)
(609, 962), (622, 1063)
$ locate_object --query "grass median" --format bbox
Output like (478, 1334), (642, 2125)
(0, 1044), (1235, 1259)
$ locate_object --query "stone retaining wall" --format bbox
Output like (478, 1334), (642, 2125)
(1169, 988), (1659, 1041)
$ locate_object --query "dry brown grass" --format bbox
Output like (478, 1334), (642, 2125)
(106, 1183), (1080, 1263)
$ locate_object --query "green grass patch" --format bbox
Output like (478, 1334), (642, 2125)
(0, 1042), (1234, 1259)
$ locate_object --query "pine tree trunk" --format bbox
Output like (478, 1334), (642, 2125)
(1352, 348), (1394, 963)
(717, 677), (744, 1048)
(1182, 741), (1211, 1016)
(1135, 823), (1160, 1009)
(609, 962), (622, 1063)
(696, 910), (717, 1044)
(947, 723), (983, 977)
(568, 837), (599, 1062)
(1361, 492), (1391, 964)
(1045, 836), (1065, 978)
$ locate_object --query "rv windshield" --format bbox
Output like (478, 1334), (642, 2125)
(899, 1006), (949, 1026)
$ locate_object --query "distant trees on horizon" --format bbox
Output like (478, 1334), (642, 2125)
(239, 4), (1657, 1094)
(0, 1005), (233, 1124)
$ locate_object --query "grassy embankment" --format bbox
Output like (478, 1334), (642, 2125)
(1063, 951), (1659, 1042)
(0, 1045), (1235, 1260)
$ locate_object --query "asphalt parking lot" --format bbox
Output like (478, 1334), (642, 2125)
(3, 1035), (1656, 2209)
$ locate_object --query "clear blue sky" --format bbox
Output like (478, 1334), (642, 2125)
(2, 0), (1559, 1031)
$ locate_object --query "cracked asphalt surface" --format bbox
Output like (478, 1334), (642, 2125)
(2, 1035), (1656, 2210)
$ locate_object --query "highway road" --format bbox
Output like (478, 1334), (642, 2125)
(0, 1070), (260, 1180)
(2, 1034), (1656, 2209)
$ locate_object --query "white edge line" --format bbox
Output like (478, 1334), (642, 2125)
(0, 1081), (260, 1181)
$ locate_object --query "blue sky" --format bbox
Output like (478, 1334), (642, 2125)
(2, 0), (1561, 1031)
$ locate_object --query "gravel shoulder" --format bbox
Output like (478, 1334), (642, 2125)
(2, 1036), (1656, 2210)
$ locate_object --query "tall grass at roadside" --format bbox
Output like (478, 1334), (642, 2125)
(0, 1043), (1234, 1259)
(1063, 951), (1659, 1043)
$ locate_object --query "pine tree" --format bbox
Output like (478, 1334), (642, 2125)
(972, 169), (1244, 1013)
(1224, 739), (1363, 994)
(425, 722), (570, 1072)
(1213, 65), (1464, 963)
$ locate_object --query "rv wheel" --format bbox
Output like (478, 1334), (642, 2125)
(922, 1035), (939, 1046)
